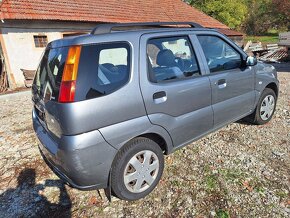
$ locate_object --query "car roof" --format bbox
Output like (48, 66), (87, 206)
(48, 25), (220, 49)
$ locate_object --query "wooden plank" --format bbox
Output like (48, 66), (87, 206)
(266, 44), (279, 50)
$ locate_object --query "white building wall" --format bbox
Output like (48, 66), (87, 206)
(1, 28), (62, 86)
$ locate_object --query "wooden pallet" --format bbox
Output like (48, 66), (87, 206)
(259, 49), (288, 63)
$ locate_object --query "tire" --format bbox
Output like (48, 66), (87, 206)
(111, 137), (164, 201)
(248, 88), (277, 125)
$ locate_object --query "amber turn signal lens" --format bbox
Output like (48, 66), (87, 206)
(62, 46), (82, 81)
(58, 45), (81, 103)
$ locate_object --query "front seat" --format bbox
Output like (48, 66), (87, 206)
(153, 49), (184, 82)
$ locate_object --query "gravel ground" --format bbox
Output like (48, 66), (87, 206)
(0, 70), (289, 217)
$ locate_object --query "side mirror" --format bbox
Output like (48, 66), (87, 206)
(246, 56), (257, 66)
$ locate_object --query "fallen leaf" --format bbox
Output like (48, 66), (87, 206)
(89, 196), (98, 205)
(242, 181), (253, 192)
(166, 157), (173, 165)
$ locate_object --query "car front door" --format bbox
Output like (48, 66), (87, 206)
(140, 33), (213, 147)
(196, 34), (255, 128)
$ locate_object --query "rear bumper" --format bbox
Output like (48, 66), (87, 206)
(33, 109), (117, 190)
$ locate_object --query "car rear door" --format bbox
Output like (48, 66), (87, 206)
(196, 34), (255, 128)
(139, 32), (213, 148)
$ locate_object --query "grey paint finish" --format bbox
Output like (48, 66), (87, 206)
(44, 34), (147, 137)
(45, 84), (146, 136)
(207, 68), (255, 126)
(99, 116), (174, 153)
(33, 26), (279, 191)
(148, 105), (213, 147)
(255, 62), (279, 91)
(33, 110), (117, 189)
(246, 62), (279, 107)
(192, 31), (256, 127)
(139, 32), (213, 146)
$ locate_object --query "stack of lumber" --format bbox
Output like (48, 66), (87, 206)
(259, 48), (288, 63)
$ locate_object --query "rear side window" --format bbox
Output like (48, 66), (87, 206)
(75, 42), (130, 100)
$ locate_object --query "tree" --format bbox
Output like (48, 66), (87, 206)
(243, 0), (273, 35)
(272, 0), (290, 30)
(184, 0), (289, 34)
(185, 0), (247, 29)
(243, 0), (289, 35)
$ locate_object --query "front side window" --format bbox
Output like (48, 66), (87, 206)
(197, 35), (242, 73)
(147, 36), (200, 83)
(76, 42), (130, 100)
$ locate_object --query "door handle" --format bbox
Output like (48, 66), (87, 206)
(153, 91), (167, 104)
(215, 79), (227, 89)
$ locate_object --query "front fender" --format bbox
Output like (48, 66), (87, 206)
(254, 62), (279, 105)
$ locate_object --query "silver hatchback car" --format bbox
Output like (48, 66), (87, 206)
(32, 22), (279, 201)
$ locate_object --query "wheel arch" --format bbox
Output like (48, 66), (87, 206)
(119, 133), (171, 155)
(265, 82), (279, 97)
(137, 133), (169, 154)
(99, 116), (174, 155)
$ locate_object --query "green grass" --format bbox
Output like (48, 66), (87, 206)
(205, 175), (218, 191)
(170, 179), (181, 187)
(254, 186), (265, 194)
(216, 209), (230, 218)
(275, 190), (288, 198)
(219, 169), (245, 184)
(245, 35), (278, 44)
(245, 29), (280, 44)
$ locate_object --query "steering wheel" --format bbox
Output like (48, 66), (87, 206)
(175, 57), (185, 72)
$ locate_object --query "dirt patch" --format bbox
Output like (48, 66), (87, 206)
(0, 72), (289, 217)
(0, 87), (30, 96)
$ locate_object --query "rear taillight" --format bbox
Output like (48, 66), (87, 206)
(58, 81), (76, 103)
(59, 46), (81, 103)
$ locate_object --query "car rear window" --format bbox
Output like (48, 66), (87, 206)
(75, 42), (131, 101)
(33, 47), (69, 102)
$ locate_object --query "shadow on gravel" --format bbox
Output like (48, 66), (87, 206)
(235, 118), (253, 126)
(272, 62), (290, 72)
(0, 168), (72, 218)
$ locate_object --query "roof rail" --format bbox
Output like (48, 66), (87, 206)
(90, 22), (203, 35)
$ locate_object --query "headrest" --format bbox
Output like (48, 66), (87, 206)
(156, 49), (176, 67)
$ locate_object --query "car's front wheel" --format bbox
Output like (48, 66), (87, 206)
(248, 88), (277, 125)
(111, 137), (164, 201)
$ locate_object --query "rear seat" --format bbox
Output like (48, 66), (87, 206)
(152, 49), (184, 82)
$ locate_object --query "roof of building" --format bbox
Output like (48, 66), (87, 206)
(217, 28), (244, 37)
(0, 0), (229, 28)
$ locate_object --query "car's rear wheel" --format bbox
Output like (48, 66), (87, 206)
(248, 88), (277, 125)
(111, 137), (164, 201)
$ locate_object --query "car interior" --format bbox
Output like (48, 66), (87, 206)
(147, 37), (200, 83)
